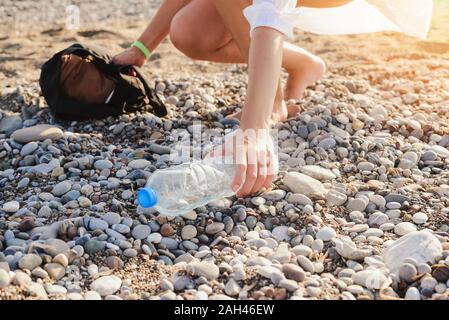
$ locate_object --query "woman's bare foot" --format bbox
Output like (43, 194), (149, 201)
(271, 100), (302, 124)
(227, 52), (324, 124)
(228, 100), (301, 124)
(285, 55), (326, 101)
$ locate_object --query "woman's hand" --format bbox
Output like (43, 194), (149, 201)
(113, 46), (147, 68)
(210, 128), (279, 197)
(112, 0), (193, 71)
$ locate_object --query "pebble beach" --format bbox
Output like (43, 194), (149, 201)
(1, 0), (449, 301)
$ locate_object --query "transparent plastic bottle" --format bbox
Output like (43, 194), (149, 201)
(137, 157), (236, 216)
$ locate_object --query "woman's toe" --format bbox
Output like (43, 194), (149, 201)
(226, 110), (242, 121)
(287, 104), (301, 119)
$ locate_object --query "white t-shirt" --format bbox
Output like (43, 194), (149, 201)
(243, 0), (434, 39)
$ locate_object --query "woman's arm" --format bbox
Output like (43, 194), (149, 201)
(114, 0), (191, 67)
(233, 27), (284, 195)
(235, 27), (284, 196)
(212, 0), (284, 196)
(240, 27), (284, 130)
(136, 0), (191, 54)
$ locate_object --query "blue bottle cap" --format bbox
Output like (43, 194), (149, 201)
(137, 188), (158, 208)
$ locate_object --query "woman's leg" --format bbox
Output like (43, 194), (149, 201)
(169, 0), (242, 63)
(283, 43), (326, 101)
(170, 0), (325, 113)
(210, 0), (325, 101)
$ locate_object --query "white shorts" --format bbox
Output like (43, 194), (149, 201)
(244, 0), (434, 39)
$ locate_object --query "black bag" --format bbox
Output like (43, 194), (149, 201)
(39, 43), (167, 120)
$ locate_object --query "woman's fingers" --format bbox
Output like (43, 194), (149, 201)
(237, 162), (258, 197)
(112, 57), (122, 65)
(112, 47), (146, 69)
(250, 151), (269, 194)
(264, 175), (274, 189)
(236, 143), (258, 197)
(232, 148), (247, 193)
(113, 55), (138, 76)
(250, 167), (267, 195)
(112, 51), (129, 65)
(225, 129), (279, 197)
(232, 163), (246, 193)
(263, 150), (278, 189)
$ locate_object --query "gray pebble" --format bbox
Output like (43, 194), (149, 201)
(132, 225), (151, 240)
(52, 180), (72, 196)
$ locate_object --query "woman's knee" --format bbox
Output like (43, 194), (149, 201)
(170, 14), (209, 59)
(170, 0), (229, 60)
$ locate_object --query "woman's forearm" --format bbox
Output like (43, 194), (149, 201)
(240, 27), (284, 130)
(213, 0), (285, 130)
(137, 0), (191, 52)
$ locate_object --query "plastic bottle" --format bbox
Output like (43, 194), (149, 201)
(137, 157), (236, 216)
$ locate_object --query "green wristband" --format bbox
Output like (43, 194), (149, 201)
(132, 41), (151, 59)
